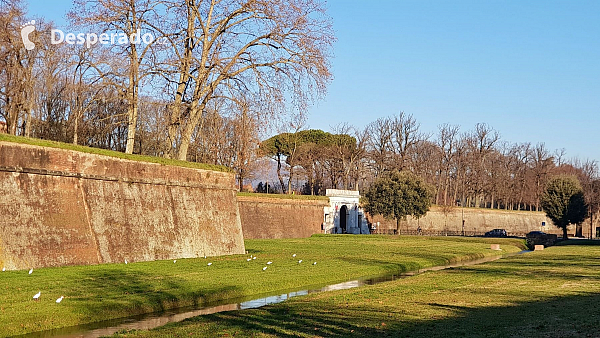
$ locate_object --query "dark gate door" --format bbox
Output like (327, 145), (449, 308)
(340, 205), (347, 233)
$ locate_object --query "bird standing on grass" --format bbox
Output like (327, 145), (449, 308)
(29, 268), (33, 274)
(267, 261), (272, 265)
(313, 262), (317, 265)
(262, 266), (267, 271)
(207, 262), (212, 266)
(33, 291), (41, 301)
(56, 296), (64, 303)
(298, 260), (303, 264)
(292, 254), (296, 257)
(125, 259), (128, 265)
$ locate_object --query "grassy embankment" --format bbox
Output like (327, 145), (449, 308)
(115, 242), (600, 338)
(0, 236), (523, 336)
(0, 133), (229, 172)
(236, 192), (329, 201)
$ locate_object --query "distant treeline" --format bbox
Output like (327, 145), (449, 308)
(260, 113), (600, 214)
(1, 0), (598, 213)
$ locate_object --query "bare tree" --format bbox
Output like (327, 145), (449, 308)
(70, 0), (163, 154)
(436, 123), (460, 205)
(530, 143), (554, 211)
(465, 123), (500, 207)
(366, 116), (393, 176)
(159, 0), (334, 160)
(230, 100), (261, 191)
(0, 0), (37, 135)
(390, 112), (426, 171)
(330, 123), (366, 190)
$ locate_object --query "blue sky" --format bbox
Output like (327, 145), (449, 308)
(26, 0), (600, 163)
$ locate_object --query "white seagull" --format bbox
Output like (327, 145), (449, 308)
(56, 296), (64, 303)
(2, 267), (5, 272)
(313, 262), (317, 265)
(246, 258), (252, 262)
(292, 254), (296, 258)
(262, 266), (267, 271)
(29, 268), (33, 275)
(207, 262), (212, 266)
(173, 260), (177, 263)
(124, 259), (128, 265)
(298, 260), (303, 264)
(252, 257), (256, 260)
(267, 261), (272, 265)
(33, 291), (41, 301)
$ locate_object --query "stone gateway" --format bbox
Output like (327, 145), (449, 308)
(323, 189), (370, 234)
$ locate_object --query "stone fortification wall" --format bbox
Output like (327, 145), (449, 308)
(237, 195), (586, 239)
(238, 196), (328, 239)
(0, 141), (245, 270)
(368, 206), (574, 236)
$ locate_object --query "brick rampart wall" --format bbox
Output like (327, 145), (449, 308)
(238, 196), (328, 239)
(0, 142), (245, 270)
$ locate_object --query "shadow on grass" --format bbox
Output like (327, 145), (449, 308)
(556, 239), (600, 246)
(461, 259), (600, 281)
(70, 267), (242, 322)
(157, 291), (600, 338)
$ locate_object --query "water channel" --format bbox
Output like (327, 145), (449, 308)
(20, 251), (529, 338)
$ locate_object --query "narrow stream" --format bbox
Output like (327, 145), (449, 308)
(20, 251), (529, 338)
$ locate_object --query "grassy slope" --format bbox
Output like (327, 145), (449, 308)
(0, 236), (523, 336)
(0, 134), (230, 172)
(115, 243), (600, 338)
(236, 192), (329, 201)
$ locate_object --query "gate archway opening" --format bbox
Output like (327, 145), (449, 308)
(340, 205), (348, 233)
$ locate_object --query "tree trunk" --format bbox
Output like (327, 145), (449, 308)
(287, 166), (294, 194)
(165, 13), (195, 159)
(126, 39), (140, 155)
(443, 176), (449, 206)
(125, 102), (138, 154)
(73, 114), (79, 145)
(591, 212), (594, 239)
(176, 103), (204, 161)
(276, 154), (286, 194)
(177, 136), (191, 161)
(8, 109), (18, 135)
(24, 108), (32, 137)
(562, 226), (568, 240)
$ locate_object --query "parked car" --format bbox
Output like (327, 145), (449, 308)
(485, 229), (507, 237)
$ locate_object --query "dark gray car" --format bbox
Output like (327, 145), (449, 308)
(485, 229), (507, 237)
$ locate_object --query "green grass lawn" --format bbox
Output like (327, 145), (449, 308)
(0, 235), (523, 336)
(113, 243), (600, 338)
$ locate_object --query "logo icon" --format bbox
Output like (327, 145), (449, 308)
(20, 20), (36, 50)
